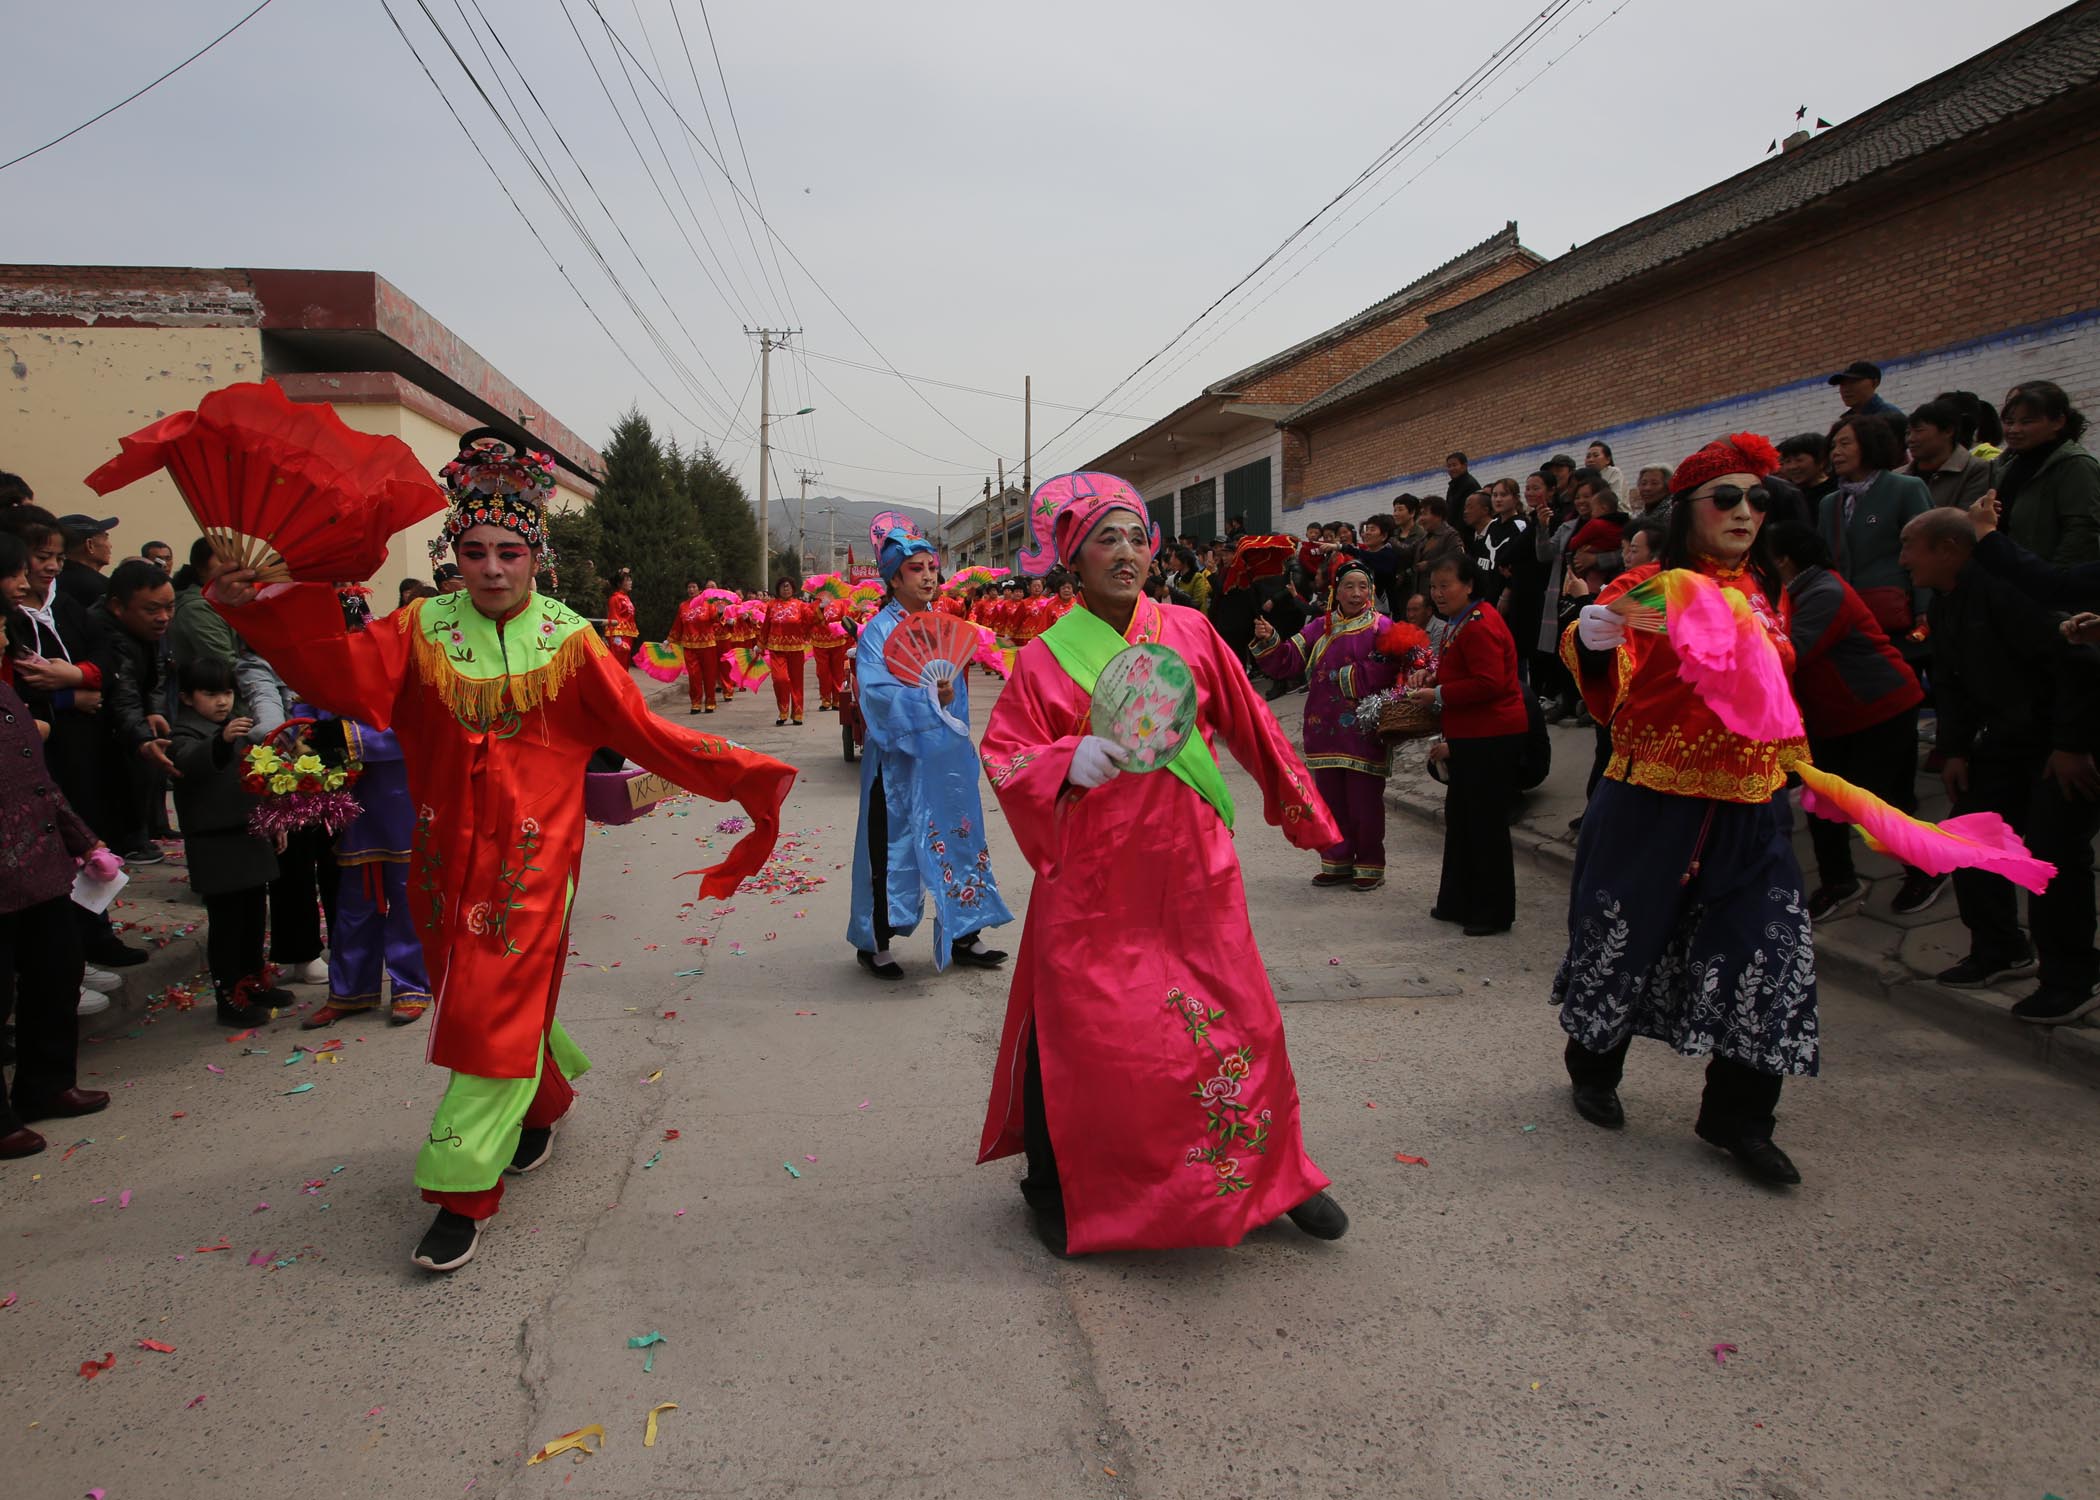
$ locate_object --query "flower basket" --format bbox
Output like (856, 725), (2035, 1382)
(1353, 689), (1440, 743)
(242, 717), (365, 838)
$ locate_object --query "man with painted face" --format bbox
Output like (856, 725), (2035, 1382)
(1554, 434), (1816, 1187)
(210, 430), (795, 1272)
(976, 471), (1348, 1257)
(847, 518), (1013, 980)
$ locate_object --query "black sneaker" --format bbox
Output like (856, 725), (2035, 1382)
(1806, 881), (1865, 923)
(2009, 983), (2100, 1026)
(1286, 1190), (1349, 1241)
(1889, 869), (1950, 916)
(508, 1125), (555, 1174)
(87, 939), (149, 968)
(1936, 953), (2037, 988)
(214, 995), (271, 1028)
(1694, 1125), (1802, 1186)
(124, 845), (166, 866)
(411, 1208), (481, 1272)
(1571, 1084), (1624, 1129)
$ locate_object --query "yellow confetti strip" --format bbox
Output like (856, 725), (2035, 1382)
(525, 1424), (606, 1465)
(643, 1403), (678, 1448)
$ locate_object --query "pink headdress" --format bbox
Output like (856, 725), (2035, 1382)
(1018, 471), (1155, 578)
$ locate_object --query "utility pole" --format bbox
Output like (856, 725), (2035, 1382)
(827, 510), (836, 576)
(996, 460), (1007, 569)
(1023, 375), (1032, 499)
(936, 484), (943, 565)
(745, 327), (800, 591)
(794, 466), (823, 572)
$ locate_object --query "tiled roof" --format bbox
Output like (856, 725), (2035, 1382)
(1289, 0), (2100, 422)
(1208, 221), (1533, 395)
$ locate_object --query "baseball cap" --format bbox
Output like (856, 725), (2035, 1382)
(1827, 360), (1882, 385)
(57, 513), (118, 538)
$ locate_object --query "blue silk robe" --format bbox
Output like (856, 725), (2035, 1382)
(847, 600), (1013, 967)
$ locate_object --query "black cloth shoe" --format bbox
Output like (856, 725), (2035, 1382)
(1806, 880), (1865, 923)
(215, 992), (272, 1028)
(507, 1125), (555, 1174)
(1032, 1206), (1072, 1259)
(88, 938), (149, 968)
(1428, 906), (1461, 924)
(856, 950), (904, 981)
(1936, 952), (2036, 988)
(2010, 983), (2100, 1025)
(1889, 869), (1950, 916)
(950, 940), (1008, 969)
(1286, 1190), (1349, 1241)
(411, 1208), (481, 1272)
(252, 986), (297, 1011)
(1696, 1125), (1801, 1186)
(1311, 871), (1352, 888)
(1571, 1084), (1625, 1129)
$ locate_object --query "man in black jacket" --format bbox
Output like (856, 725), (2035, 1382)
(1901, 509), (2100, 1024)
(79, 561), (177, 862)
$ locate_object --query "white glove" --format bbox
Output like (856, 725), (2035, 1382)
(1577, 604), (1627, 651)
(1067, 735), (1131, 790)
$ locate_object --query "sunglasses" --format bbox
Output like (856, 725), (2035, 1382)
(1703, 484), (1770, 513)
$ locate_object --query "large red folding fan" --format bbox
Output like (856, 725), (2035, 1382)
(84, 379), (447, 584)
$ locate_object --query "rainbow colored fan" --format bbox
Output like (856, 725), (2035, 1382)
(882, 610), (983, 735)
(1089, 643), (1199, 772)
(85, 379), (446, 584)
(728, 647), (770, 693)
(804, 572), (852, 602)
(636, 641), (686, 683)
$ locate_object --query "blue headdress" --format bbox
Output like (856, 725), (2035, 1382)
(870, 511), (934, 582)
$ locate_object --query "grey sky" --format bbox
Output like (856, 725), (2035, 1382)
(5, 0), (2064, 515)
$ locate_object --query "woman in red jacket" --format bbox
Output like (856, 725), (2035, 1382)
(1409, 553), (1529, 935)
(1765, 522), (1930, 921)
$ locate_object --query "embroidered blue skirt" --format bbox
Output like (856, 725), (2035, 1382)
(1552, 779), (1819, 1077)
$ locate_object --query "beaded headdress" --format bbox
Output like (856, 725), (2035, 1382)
(439, 428), (557, 551)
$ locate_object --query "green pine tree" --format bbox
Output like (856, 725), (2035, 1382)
(590, 410), (714, 636)
(684, 444), (760, 589)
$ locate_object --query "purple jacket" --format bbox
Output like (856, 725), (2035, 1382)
(0, 676), (98, 914)
(1253, 609), (1401, 777)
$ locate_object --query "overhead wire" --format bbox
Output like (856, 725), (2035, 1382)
(1032, 0), (1593, 472)
(0, 0), (279, 174)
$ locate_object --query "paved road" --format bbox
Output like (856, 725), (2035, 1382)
(5, 678), (2097, 1500)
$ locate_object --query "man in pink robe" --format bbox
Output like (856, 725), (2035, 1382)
(976, 471), (1350, 1256)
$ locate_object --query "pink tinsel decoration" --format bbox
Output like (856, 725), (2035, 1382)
(249, 791), (364, 839)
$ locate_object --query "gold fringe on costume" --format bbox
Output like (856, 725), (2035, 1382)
(402, 600), (607, 725)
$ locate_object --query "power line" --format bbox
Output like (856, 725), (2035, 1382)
(1033, 0), (1590, 470)
(798, 348), (1158, 420)
(1, 0), (279, 174)
(374, 0), (723, 449)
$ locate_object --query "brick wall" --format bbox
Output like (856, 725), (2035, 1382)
(1293, 121), (2100, 510)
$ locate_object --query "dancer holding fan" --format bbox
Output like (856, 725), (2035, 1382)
(847, 515), (1012, 980)
(758, 575), (819, 725)
(976, 472), (1348, 1258)
(184, 424), (795, 1273)
(604, 567), (639, 670)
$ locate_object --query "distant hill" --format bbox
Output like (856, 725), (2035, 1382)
(765, 494), (940, 560)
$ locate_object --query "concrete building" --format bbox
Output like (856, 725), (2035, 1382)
(1080, 223), (1542, 539)
(943, 483), (1029, 569)
(0, 266), (601, 597)
(1280, 2), (2100, 520)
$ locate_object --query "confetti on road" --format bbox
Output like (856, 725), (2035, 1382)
(641, 1151), (662, 1170)
(186, 1395), (207, 1408)
(644, 1402), (678, 1447)
(79, 1352), (116, 1380)
(137, 1339), (176, 1353)
(1393, 1153), (1429, 1166)
(782, 1162), (802, 1179)
(526, 1425), (605, 1465)
(626, 1331), (667, 1373)
(1711, 1342), (1739, 1366)
(283, 1083), (314, 1096)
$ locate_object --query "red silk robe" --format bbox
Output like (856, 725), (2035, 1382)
(216, 584), (795, 1078)
(976, 596), (1341, 1252)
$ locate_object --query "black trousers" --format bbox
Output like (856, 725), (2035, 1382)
(203, 886), (268, 990)
(1, 893), (85, 1133)
(1564, 1035), (1784, 1139)
(1584, 719), (1612, 803)
(1437, 734), (1522, 929)
(1805, 706), (1919, 888)
(1020, 1028), (1064, 1227)
(1952, 748), (2100, 991)
(268, 827), (334, 965)
(864, 769), (896, 952)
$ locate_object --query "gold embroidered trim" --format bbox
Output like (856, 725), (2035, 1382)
(409, 605), (606, 725)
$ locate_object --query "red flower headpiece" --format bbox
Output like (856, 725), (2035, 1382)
(1669, 432), (1781, 498)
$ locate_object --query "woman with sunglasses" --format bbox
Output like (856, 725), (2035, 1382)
(1550, 433), (1817, 1189)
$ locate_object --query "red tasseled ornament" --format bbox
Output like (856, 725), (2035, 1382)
(1376, 620), (1431, 660)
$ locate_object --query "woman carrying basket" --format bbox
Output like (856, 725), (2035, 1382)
(1252, 558), (1404, 891)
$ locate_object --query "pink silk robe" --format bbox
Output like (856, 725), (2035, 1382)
(976, 597), (1342, 1253)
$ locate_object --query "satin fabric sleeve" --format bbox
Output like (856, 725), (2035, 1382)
(978, 648), (1088, 876)
(1251, 616), (1320, 681)
(1188, 617), (1340, 851)
(1335, 621), (1402, 700)
(859, 656), (964, 759)
(345, 721), (403, 765)
(577, 652), (797, 898)
(209, 582), (409, 729)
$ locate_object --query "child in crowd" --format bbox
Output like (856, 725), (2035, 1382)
(170, 656), (291, 1027)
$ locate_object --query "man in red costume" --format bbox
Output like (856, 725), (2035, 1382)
(977, 472), (1349, 1257)
(1554, 434), (1814, 1187)
(212, 431), (795, 1271)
